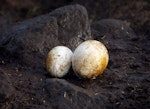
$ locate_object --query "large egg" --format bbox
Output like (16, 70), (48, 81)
(46, 46), (73, 77)
(72, 40), (109, 79)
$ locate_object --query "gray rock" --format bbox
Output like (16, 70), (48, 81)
(45, 78), (106, 109)
(50, 4), (92, 50)
(0, 5), (91, 67)
(0, 70), (15, 104)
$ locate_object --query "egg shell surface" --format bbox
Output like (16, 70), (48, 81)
(46, 46), (73, 77)
(72, 40), (109, 79)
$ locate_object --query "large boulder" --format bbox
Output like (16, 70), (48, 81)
(0, 4), (91, 68)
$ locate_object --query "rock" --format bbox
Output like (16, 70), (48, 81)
(91, 19), (138, 52)
(0, 5), (91, 68)
(92, 19), (137, 41)
(0, 70), (15, 105)
(91, 19), (141, 79)
(0, 16), (58, 67)
(50, 4), (92, 50)
(45, 78), (106, 109)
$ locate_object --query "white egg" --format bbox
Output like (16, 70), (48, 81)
(72, 40), (109, 79)
(46, 46), (73, 77)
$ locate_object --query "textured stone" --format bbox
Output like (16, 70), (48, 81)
(50, 4), (92, 50)
(0, 15), (58, 68)
(45, 78), (106, 109)
(0, 5), (91, 68)
(91, 19), (138, 52)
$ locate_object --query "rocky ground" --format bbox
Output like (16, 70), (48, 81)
(0, 0), (150, 109)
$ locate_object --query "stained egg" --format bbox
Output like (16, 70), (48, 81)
(72, 40), (109, 79)
(46, 46), (73, 77)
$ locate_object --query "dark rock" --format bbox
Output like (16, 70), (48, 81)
(90, 19), (149, 109)
(50, 4), (92, 50)
(0, 70), (15, 105)
(45, 78), (106, 109)
(0, 5), (91, 67)
(92, 19), (137, 40)
(91, 19), (138, 71)
(91, 19), (138, 52)
(0, 16), (58, 67)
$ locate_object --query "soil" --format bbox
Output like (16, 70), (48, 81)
(0, 0), (150, 109)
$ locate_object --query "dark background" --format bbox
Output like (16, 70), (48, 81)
(0, 0), (150, 35)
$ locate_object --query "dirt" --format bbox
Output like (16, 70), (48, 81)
(0, 0), (150, 109)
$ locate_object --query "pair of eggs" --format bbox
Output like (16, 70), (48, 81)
(46, 40), (109, 79)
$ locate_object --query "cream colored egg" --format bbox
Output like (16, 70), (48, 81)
(72, 40), (109, 79)
(46, 46), (73, 77)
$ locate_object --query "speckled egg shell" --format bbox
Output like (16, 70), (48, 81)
(46, 46), (73, 77)
(72, 40), (109, 79)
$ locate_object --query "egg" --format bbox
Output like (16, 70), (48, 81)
(46, 46), (73, 77)
(72, 40), (109, 79)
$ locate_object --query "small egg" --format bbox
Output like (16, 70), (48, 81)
(46, 46), (73, 77)
(72, 40), (109, 79)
